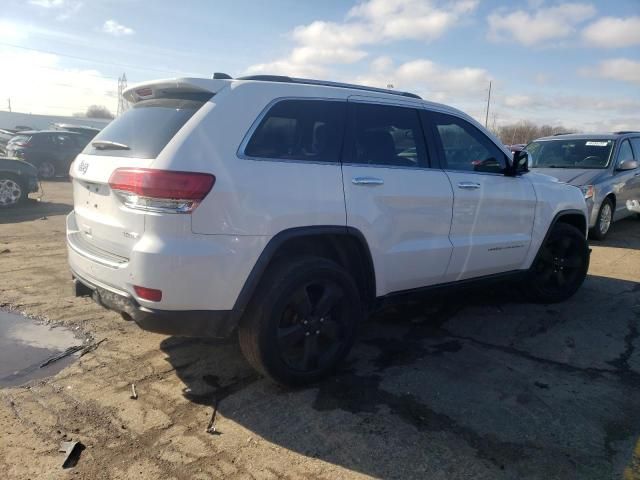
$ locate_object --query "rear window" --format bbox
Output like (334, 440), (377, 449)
(83, 97), (210, 158)
(9, 135), (31, 145)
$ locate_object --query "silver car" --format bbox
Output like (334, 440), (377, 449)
(527, 132), (640, 239)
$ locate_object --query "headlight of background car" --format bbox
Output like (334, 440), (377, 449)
(580, 185), (594, 199)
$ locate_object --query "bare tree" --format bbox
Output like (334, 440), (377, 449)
(496, 121), (574, 145)
(86, 105), (115, 120)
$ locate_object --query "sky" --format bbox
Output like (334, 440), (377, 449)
(0, 0), (638, 131)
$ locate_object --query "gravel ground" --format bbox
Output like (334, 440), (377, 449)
(1, 180), (639, 480)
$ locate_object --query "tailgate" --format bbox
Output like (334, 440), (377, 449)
(70, 154), (154, 258)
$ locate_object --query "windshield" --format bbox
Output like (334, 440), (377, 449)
(83, 97), (210, 159)
(526, 139), (614, 169)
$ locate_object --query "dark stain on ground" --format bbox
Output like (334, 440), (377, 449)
(313, 371), (535, 470)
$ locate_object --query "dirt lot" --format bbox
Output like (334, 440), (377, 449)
(1, 180), (639, 480)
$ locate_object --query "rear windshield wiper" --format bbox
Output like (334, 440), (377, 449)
(91, 140), (130, 150)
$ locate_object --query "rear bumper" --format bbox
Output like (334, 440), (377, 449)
(72, 269), (239, 338)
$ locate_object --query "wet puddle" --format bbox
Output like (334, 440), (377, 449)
(0, 309), (83, 388)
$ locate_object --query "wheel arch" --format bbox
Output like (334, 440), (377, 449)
(602, 193), (616, 211)
(233, 226), (376, 315)
(531, 209), (588, 267)
(554, 209), (588, 237)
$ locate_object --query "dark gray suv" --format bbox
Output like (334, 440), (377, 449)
(527, 132), (640, 239)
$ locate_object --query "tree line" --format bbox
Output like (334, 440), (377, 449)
(491, 121), (575, 146)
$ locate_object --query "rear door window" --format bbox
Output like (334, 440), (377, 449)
(53, 134), (78, 150)
(244, 99), (346, 163)
(84, 97), (211, 158)
(343, 102), (428, 168)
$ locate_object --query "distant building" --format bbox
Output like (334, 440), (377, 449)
(0, 111), (110, 132)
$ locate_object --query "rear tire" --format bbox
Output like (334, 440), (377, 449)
(525, 223), (589, 303)
(36, 161), (56, 179)
(238, 257), (361, 386)
(0, 174), (26, 208)
(590, 198), (613, 240)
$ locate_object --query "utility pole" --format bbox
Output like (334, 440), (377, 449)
(7, 98), (11, 113)
(117, 73), (128, 116)
(484, 81), (491, 128)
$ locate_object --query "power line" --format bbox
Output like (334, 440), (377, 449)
(0, 42), (203, 77)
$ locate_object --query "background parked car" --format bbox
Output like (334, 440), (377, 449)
(526, 131), (640, 239)
(0, 157), (39, 207)
(53, 123), (102, 142)
(507, 143), (526, 154)
(5, 130), (87, 179)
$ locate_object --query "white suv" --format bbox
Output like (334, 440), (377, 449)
(68, 75), (589, 385)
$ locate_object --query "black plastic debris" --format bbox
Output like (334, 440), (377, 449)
(59, 440), (85, 468)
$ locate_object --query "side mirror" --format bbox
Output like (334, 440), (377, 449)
(616, 159), (639, 171)
(509, 150), (529, 175)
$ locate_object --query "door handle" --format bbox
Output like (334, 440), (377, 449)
(352, 177), (384, 186)
(457, 181), (481, 189)
(634, 172), (640, 177)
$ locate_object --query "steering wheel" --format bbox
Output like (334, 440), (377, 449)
(581, 156), (601, 166)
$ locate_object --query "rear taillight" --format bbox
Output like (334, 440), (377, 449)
(134, 285), (162, 302)
(108, 168), (215, 213)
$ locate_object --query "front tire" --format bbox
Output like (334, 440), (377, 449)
(526, 223), (589, 303)
(0, 174), (26, 208)
(590, 198), (613, 240)
(238, 257), (362, 386)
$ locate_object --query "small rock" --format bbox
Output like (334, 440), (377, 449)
(0, 249), (10, 254)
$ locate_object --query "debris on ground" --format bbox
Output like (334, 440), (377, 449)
(130, 383), (138, 400)
(0, 249), (10, 254)
(205, 398), (220, 435)
(59, 440), (84, 469)
(39, 346), (84, 368)
(40, 338), (107, 368)
(79, 338), (107, 357)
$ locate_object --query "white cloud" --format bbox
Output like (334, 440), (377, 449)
(487, 3), (596, 46)
(0, 21), (28, 41)
(582, 16), (640, 48)
(246, 0), (479, 77)
(581, 58), (640, 85)
(29, 0), (82, 20)
(29, 0), (65, 7)
(0, 49), (117, 116)
(354, 58), (491, 104)
(102, 20), (135, 37)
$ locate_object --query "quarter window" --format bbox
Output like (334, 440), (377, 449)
(244, 100), (346, 163)
(430, 113), (507, 173)
(344, 102), (427, 168)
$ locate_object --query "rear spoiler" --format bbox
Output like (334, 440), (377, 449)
(123, 78), (230, 103)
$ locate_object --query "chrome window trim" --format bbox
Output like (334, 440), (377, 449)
(237, 96), (440, 171)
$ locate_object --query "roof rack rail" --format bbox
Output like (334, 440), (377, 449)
(613, 131), (640, 135)
(552, 132), (572, 136)
(237, 75), (422, 100)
